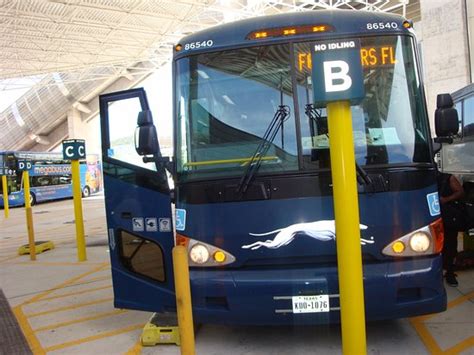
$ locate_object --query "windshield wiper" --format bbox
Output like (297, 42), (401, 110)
(356, 163), (373, 185)
(305, 103), (322, 135)
(236, 105), (290, 194)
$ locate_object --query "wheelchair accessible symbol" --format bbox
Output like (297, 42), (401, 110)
(175, 209), (186, 231)
(426, 192), (441, 216)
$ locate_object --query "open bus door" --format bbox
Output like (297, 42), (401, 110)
(99, 88), (176, 313)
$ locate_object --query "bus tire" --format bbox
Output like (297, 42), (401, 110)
(82, 186), (91, 198)
(29, 193), (36, 206)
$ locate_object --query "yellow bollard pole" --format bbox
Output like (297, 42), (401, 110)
(2, 175), (9, 218)
(71, 159), (87, 261)
(172, 245), (195, 355)
(327, 101), (367, 354)
(23, 171), (36, 261)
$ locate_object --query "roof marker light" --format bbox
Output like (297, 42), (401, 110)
(283, 28), (296, 35)
(247, 24), (332, 40)
(313, 26), (326, 32)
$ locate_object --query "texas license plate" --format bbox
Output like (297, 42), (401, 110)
(292, 295), (330, 313)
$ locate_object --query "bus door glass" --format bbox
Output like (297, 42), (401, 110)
(99, 88), (176, 313)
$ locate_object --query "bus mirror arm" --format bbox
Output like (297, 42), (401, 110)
(433, 137), (454, 144)
(142, 156), (175, 175)
(432, 140), (442, 155)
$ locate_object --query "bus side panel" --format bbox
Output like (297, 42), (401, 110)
(1, 191), (23, 207)
(32, 185), (72, 203)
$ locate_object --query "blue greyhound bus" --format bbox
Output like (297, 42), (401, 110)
(100, 10), (450, 325)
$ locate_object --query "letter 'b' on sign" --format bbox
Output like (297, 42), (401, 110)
(62, 139), (86, 160)
(311, 39), (365, 107)
(324, 61), (352, 92)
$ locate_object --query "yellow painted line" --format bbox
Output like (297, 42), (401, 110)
(34, 309), (127, 332)
(21, 263), (108, 305)
(26, 297), (113, 318)
(410, 290), (474, 354)
(12, 305), (46, 355)
(410, 312), (437, 323)
(443, 335), (474, 354)
(43, 323), (145, 353)
(410, 319), (443, 354)
(25, 285), (112, 304)
(124, 339), (143, 355)
(447, 290), (474, 309)
(411, 290), (474, 323)
(72, 275), (111, 285)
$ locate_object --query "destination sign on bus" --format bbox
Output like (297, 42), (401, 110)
(298, 45), (396, 72)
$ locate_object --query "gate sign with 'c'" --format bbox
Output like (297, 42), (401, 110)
(311, 39), (365, 108)
(62, 139), (86, 160)
(17, 159), (32, 171)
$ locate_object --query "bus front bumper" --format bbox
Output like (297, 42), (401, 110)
(188, 256), (446, 325)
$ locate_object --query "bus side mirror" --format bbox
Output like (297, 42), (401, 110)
(434, 93), (458, 143)
(135, 110), (159, 156)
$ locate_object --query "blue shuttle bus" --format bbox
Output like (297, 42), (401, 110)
(0, 151), (102, 207)
(100, 10), (451, 325)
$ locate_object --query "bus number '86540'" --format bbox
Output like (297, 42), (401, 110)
(184, 40), (214, 50)
(366, 22), (398, 30)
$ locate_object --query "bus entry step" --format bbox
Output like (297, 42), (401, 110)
(141, 312), (180, 346)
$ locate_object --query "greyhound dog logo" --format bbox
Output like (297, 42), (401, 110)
(242, 220), (374, 250)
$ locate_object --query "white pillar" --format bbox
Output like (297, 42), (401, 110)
(67, 108), (87, 139)
(420, 0), (471, 128)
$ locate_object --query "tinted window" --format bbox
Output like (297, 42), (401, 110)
(176, 44), (298, 180)
(31, 176), (52, 187)
(294, 35), (431, 168)
(454, 101), (463, 134)
(119, 231), (165, 282)
(463, 96), (474, 136)
(107, 98), (156, 171)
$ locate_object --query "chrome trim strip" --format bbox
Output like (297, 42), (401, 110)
(273, 294), (339, 300)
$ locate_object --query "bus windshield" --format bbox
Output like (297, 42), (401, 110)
(176, 35), (431, 180)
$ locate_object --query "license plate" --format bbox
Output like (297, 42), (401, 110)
(292, 295), (329, 313)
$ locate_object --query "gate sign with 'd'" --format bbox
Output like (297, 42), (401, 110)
(17, 160), (32, 171)
(62, 139), (86, 160)
(311, 39), (365, 108)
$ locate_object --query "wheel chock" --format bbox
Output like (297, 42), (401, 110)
(18, 241), (55, 256)
(141, 313), (180, 346)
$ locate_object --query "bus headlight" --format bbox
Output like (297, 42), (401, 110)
(382, 219), (443, 257)
(409, 232), (430, 252)
(177, 233), (236, 267)
(189, 244), (210, 264)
